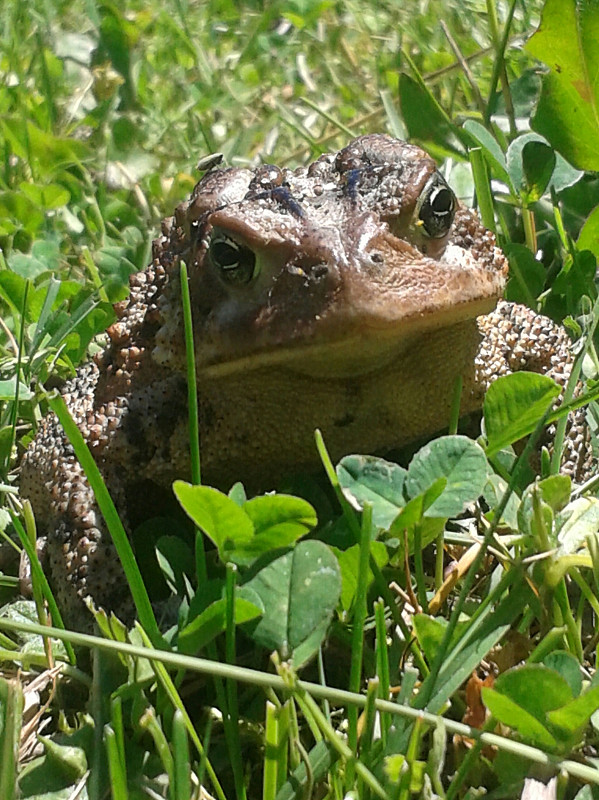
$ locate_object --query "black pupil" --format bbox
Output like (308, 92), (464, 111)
(210, 235), (256, 284)
(212, 239), (240, 269)
(418, 178), (455, 238)
(431, 187), (453, 214)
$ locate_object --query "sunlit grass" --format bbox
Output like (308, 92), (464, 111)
(4, 0), (599, 798)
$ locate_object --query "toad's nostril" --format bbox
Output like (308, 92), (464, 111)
(309, 263), (329, 280)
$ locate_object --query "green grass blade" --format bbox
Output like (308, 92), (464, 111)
(138, 706), (174, 785)
(180, 260), (208, 594)
(469, 147), (496, 233)
(110, 696), (126, 781)
(135, 624), (227, 800)
(225, 563), (247, 800)
(374, 599), (390, 745)
(5, 279), (28, 477)
(347, 502), (372, 757)
(48, 393), (162, 646)
(104, 724), (128, 799)
(263, 701), (280, 800)
(28, 276), (60, 361)
(0, 677), (23, 800)
(1, 616), (599, 785)
(10, 506), (76, 664)
(180, 260), (201, 487)
(484, 0), (519, 131)
(172, 709), (191, 800)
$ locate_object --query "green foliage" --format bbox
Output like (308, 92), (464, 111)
(5, 0), (599, 798)
(527, 0), (599, 171)
(173, 482), (317, 565)
(243, 541), (341, 667)
(405, 435), (488, 517)
(177, 592), (262, 654)
(336, 455), (408, 530)
(483, 372), (560, 456)
(482, 659), (599, 753)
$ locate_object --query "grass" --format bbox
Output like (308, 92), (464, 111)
(4, 0), (599, 798)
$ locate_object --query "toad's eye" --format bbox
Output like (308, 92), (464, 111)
(209, 233), (257, 284)
(417, 174), (456, 238)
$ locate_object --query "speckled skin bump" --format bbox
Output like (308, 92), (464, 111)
(19, 134), (588, 629)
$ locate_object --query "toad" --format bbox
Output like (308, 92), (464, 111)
(19, 134), (586, 629)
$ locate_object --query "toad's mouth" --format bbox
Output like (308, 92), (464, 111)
(197, 291), (498, 380)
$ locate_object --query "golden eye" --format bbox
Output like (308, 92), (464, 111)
(417, 174), (456, 238)
(209, 233), (256, 285)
